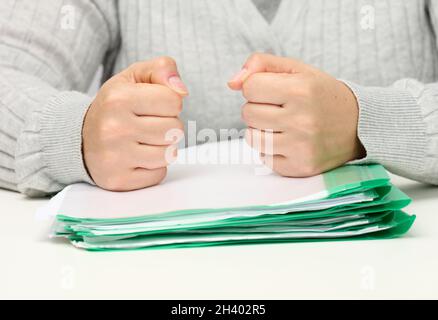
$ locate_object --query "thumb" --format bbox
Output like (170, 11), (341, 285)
(119, 56), (189, 96)
(228, 53), (307, 91)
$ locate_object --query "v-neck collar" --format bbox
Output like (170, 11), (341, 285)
(233, 0), (307, 55)
(251, 0), (283, 25)
(252, 0), (287, 29)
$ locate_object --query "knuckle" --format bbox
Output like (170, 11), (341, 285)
(129, 62), (141, 70)
(98, 116), (123, 138)
(128, 61), (147, 73)
(96, 115), (131, 144)
(155, 56), (176, 68)
(247, 52), (265, 67)
(102, 91), (126, 109)
(100, 81), (113, 92)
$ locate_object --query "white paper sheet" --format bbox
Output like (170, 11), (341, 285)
(59, 139), (327, 219)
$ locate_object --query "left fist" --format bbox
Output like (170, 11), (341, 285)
(228, 53), (365, 177)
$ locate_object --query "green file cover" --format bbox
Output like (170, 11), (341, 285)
(49, 140), (415, 251)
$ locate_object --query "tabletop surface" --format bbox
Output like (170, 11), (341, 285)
(1, 173), (437, 299)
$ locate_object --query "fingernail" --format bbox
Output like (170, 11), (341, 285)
(228, 68), (248, 83)
(168, 76), (189, 95)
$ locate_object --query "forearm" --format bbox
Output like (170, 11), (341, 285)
(344, 79), (438, 185)
(0, 0), (119, 197)
(0, 67), (94, 197)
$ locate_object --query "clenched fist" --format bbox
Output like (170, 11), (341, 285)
(83, 57), (188, 191)
(228, 53), (365, 177)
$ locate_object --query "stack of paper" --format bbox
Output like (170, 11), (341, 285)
(50, 139), (415, 251)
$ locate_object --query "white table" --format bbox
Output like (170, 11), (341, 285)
(1, 174), (437, 300)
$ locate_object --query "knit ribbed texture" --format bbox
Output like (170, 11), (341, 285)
(1, 0), (438, 197)
(0, 0), (118, 196)
(40, 93), (94, 184)
(15, 92), (95, 197)
(344, 80), (430, 180)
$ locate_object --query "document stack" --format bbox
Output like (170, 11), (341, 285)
(49, 139), (415, 251)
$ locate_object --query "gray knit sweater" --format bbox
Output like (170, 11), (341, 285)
(1, 0), (438, 197)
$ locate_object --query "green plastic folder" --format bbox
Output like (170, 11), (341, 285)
(50, 140), (415, 251)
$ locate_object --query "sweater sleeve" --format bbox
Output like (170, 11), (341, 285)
(340, 2), (438, 185)
(0, 0), (119, 197)
(342, 79), (437, 185)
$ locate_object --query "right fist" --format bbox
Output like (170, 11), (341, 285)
(82, 57), (188, 191)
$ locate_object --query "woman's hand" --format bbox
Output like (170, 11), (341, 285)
(228, 53), (365, 177)
(83, 57), (188, 191)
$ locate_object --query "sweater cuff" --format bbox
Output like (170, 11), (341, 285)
(341, 81), (427, 173)
(40, 91), (94, 185)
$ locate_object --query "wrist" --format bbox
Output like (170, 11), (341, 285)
(337, 79), (365, 162)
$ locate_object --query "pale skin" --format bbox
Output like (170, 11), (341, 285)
(82, 57), (188, 191)
(83, 53), (365, 192)
(228, 53), (366, 177)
